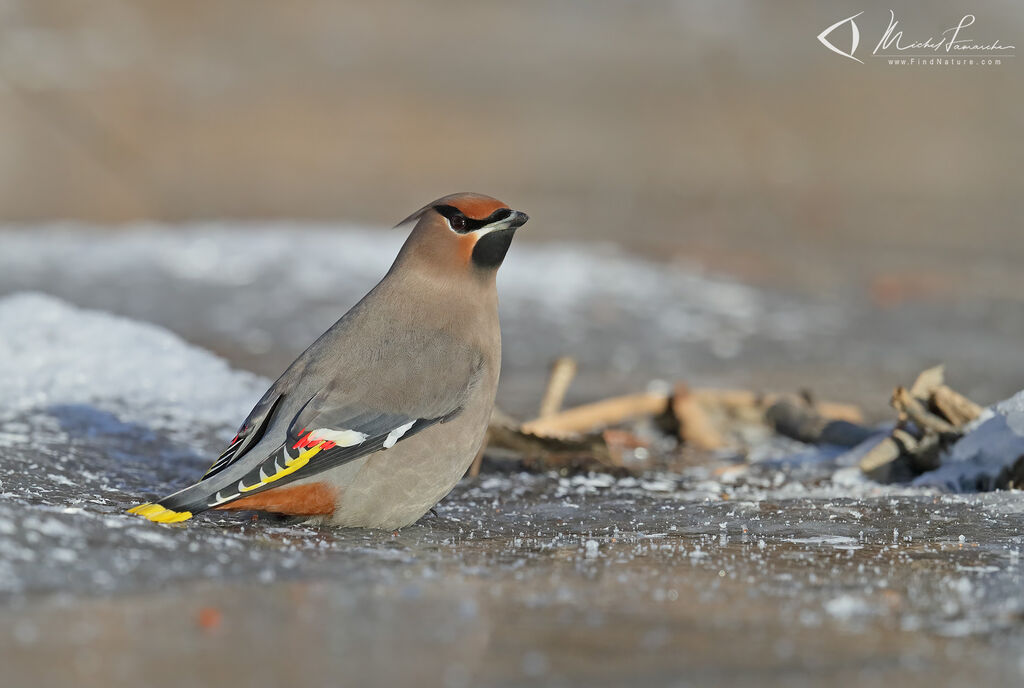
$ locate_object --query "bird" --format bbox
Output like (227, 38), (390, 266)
(128, 192), (528, 529)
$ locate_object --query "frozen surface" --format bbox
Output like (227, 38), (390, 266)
(1, 294), (1024, 686)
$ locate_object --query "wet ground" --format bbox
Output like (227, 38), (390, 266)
(2, 227), (1024, 686)
(4, 413), (1024, 687)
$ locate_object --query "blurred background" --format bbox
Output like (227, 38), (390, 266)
(1, 0), (1022, 412)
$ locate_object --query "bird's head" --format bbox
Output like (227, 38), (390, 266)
(396, 192), (529, 274)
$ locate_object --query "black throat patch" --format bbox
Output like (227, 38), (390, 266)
(471, 229), (516, 269)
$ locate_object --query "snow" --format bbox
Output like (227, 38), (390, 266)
(0, 292), (268, 446)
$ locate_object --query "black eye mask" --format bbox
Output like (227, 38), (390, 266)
(433, 205), (513, 234)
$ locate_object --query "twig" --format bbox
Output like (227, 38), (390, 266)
(486, 421), (631, 473)
(860, 366), (983, 481)
(892, 387), (959, 435)
(538, 357), (578, 418)
(688, 389), (864, 425)
(859, 436), (904, 474)
(932, 385), (983, 427)
(672, 384), (726, 450)
(466, 439), (487, 478)
(521, 392), (671, 437)
(910, 364), (946, 398)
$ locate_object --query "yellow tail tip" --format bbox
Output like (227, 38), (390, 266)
(126, 502), (193, 523)
(150, 509), (193, 523)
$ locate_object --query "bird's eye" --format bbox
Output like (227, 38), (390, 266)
(450, 215), (466, 231)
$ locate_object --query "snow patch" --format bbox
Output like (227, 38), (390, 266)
(0, 292), (268, 445)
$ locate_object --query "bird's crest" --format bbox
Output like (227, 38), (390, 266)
(394, 192), (509, 228)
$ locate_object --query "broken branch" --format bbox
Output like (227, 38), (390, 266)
(537, 356), (578, 419)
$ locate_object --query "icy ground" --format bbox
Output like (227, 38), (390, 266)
(2, 293), (1024, 687)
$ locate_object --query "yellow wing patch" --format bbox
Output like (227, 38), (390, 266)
(239, 445), (322, 492)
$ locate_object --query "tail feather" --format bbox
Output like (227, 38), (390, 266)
(127, 440), (323, 523)
(126, 478), (224, 523)
(126, 502), (193, 523)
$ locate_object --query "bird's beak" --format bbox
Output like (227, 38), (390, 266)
(507, 210), (529, 228)
(480, 209), (529, 233)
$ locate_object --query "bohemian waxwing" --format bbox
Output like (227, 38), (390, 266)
(128, 192), (528, 529)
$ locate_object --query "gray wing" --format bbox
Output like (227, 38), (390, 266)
(283, 386), (465, 477)
(153, 309), (486, 514)
(160, 385), (467, 514)
(202, 387), (285, 479)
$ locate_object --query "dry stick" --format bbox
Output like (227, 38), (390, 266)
(472, 408), (521, 477)
(858, 386), (959, 480)
(859, 436), (904, 474)
(689, 389), (864, 425)
(493, 383), (869, 476)
(538, 357), (578, 419)
(859, 426), (942, 478)
(932, 385), (983, 427)
(466, 438), (487, 478)
(672, 384), (727, 450)
(522, 388), (863, 439)
(486, 422), (623, 472)
(471, 357), (578, 478)
(892, 387), (959, 435)
(910, 364), (946, 398)
(484, 407), (630, 473)
(860, 368), (984, 480)
(521, 392), (671, 437)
